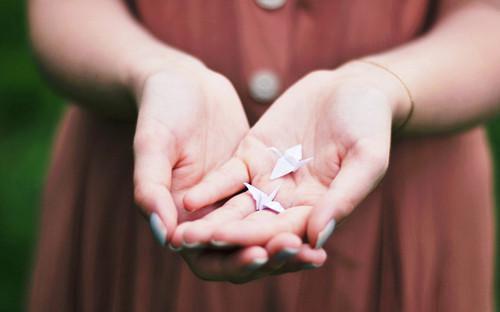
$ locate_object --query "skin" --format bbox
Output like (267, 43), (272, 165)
(29, 0), (500, 283)
(179, 1), (500, 276)
(181, 64), (405, 249)
(133, 63), (249, 235)
(29, 0), (326, 282)
(134, 64), (328, 281)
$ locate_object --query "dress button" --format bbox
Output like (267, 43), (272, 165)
(255, 0), (286, 10)
(249, 70), (281, 103)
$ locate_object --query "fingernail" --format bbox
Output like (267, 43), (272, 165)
(302, 263), (322, 270)
(246, 258), (268, 271)
(168, 243), (183, 252)
(315, 219), (336, 249)
(182, 241), (203, 249)
(274, 248), (300, 262)
(210, 240), (232, 248)
(150, 213), (167, 246)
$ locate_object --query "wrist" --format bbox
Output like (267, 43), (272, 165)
(335, 61), (413, 129)
(122, 48), (207, 106)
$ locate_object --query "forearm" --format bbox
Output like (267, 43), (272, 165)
(29, 0), (201, 119)
(366, 1), (500, 134)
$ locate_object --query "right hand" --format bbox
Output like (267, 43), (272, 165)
(131, 59), (249, 245)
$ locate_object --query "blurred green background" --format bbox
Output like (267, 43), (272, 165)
(0, 1), (498, 311)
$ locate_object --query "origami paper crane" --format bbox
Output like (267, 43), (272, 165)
(269, 144), (313, 180)
(244, 183), (285, 214)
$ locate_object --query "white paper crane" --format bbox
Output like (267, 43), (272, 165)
(244, 183), (285, 214)
(269, 144), (313, 180)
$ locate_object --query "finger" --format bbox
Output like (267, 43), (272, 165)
(181, 246), (269, 283)
(167, 204), (220, 251)
(211, 205), (313, 246)
(168, 221), (197, 251)
(133, 113), (178, 246)
(266, 232), (302, 256)
(308, 143), (389, 249)
(173, 193), (256, 249)
(255, 234), (326, 277)
(183, 157), (249, 211)
(271, 244), (328, 274)
(259, 233), (302, 272)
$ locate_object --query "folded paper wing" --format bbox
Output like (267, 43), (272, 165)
(270, 144), (313, 180)
(285, 144), (302, 159)
(244, 183), (263, 209)
(270, 158), (297, 180)
(263, 201), (285, 214)
(243, 183), (284, 214)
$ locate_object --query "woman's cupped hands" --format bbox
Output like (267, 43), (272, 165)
(132, 58), (408, 283)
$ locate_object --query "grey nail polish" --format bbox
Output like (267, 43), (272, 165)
(150, 213), (167, 246)
(210, 240), (232, 248)
(315, 219), (336, 249)
(182, 241), (203, 249)
(302, 263), (322, 270)
(274, 248), (300, 262)
(168, 244), (183, 252)
(246, 258), (268, 271)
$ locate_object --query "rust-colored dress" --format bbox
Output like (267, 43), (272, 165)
(29, 1), (494, 311)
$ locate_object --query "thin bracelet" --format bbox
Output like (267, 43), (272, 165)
(357, 59), (415, 132)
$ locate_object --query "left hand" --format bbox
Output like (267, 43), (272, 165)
(173, 230), (327, 283)
(180, 61), (410, 252)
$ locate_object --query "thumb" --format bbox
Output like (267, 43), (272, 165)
(183, 156), (249, 211)
(133, 113), (178, 246)
(307, 143), (388, 249)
